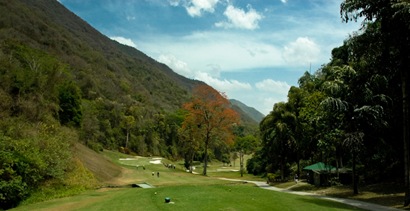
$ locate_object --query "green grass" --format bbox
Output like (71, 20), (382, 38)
(10, 150), (366, 210)
(12, 183), (365, 211)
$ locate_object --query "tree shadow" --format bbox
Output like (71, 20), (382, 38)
(297, 197), (364, 210)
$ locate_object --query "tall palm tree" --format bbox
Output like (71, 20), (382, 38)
(260, 102), (296, 180)
(341, 0), (410, 204)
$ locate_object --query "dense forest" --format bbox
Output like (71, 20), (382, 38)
(0, 0), (259, 209)
(247, 0), (410, 205)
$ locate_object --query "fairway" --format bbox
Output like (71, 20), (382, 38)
(11, 151), (366, 211)
(12, 183), (365, 211)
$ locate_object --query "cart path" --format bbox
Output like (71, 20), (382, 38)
(219, 178), (402, 211)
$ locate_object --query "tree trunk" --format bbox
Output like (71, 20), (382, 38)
(352, 151), (358, 194)
(203, 138), (209, 176)
(189, 150), (194, 173)
(240, 151), (244, 177)
(402, 68), (410, 206)
(297, 157), (300, 180)
(280, 156), (285, 181)
(125, 129), (129, 148)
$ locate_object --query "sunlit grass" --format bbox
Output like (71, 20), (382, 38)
(12, 182), (365, 211)
(11, 150), (367, 210)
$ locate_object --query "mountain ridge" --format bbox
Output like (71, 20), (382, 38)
(230, 99), (265, 123)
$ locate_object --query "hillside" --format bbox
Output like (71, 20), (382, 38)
(230, 99), (265, 123)
(0, 0), (257, 122)
(0, 0), (201, 111)
(0, 1), (263, 208)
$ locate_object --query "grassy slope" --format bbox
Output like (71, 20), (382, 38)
(11, 150), (365, 211)
(74, 143), (122, 183)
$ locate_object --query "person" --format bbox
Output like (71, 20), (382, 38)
(157, 172), (160, 177)
(294, 174), (299, 183)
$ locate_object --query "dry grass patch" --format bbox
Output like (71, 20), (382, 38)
(74, 143), (122, 183)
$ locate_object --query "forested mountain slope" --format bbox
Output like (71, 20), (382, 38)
(0, 0), (260, 208)
(0, 0), (200, 111)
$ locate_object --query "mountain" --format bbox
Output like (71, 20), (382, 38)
(0, 1), (263, 207)
(230, 99), (265, 123)
(0, 0), (258, 146)
(0, 0), (203, 111)
(0, 0), (257, 120)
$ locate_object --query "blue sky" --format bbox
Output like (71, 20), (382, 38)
(59, 0), (360, 115)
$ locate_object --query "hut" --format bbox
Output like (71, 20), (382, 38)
(303, 162), (336, 186)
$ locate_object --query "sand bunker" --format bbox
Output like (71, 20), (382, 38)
(119, 158), (138, 161)
(149, 159), (162, 164)
(217, 169), (239, 172)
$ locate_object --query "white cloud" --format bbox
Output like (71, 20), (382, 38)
(168, 0), (180, 7)
(126, 16), (136, 21)
(185, 0), (220, 17)
(138, 31), (284, 74)
(282, 37), (320, 66)
(195, 72), (252, 92)
(156, 53), (250, 91)
(157, 54), (193, 77)
(280, 0), (288, 3)
(110, 36), (137, 48)
(255, 79), (290, 95)
(215, 4), (263, 30)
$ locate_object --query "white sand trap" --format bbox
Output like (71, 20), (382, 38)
(119, 158), (138, 161)
(151, 157), (162, 160)
(149, 159), (162, 164)
(217, 169), (239, 172)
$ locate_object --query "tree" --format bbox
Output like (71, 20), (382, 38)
(260, 102), (296, 180)
(121, 115), (135, 149)
(341, 0), (410, 203)
(182, 84), (239, 176)
(234, 135), (259, 177)
(58, 81), (82, 127)
(287, 86), (307, 177)
(179, 123), (201, 173)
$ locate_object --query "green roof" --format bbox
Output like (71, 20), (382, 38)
(303, 162), (335, 171)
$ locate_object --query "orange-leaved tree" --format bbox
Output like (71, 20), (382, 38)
(182, 84), (239, 175)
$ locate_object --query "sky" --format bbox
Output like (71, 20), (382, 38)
(59, 0), (361, 115)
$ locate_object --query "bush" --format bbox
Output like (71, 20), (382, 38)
(246, 156), (263, 175)
(0, 150), (30, 209)
(0, 124), (75, 209)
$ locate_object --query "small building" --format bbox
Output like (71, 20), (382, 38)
(303, 162), (336, 186)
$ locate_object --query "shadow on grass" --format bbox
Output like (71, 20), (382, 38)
(288, 182), (409, 209)
(351, 195), (405, 208)
(297, 197), (365, 211)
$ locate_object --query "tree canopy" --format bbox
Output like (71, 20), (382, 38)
(181, 85), (240, 175)
(250, 0), (409, 200)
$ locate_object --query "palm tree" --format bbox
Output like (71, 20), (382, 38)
(341, 0), (410, 204)
(260, 102), (296, 180)
(320, 64), (388, 194)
